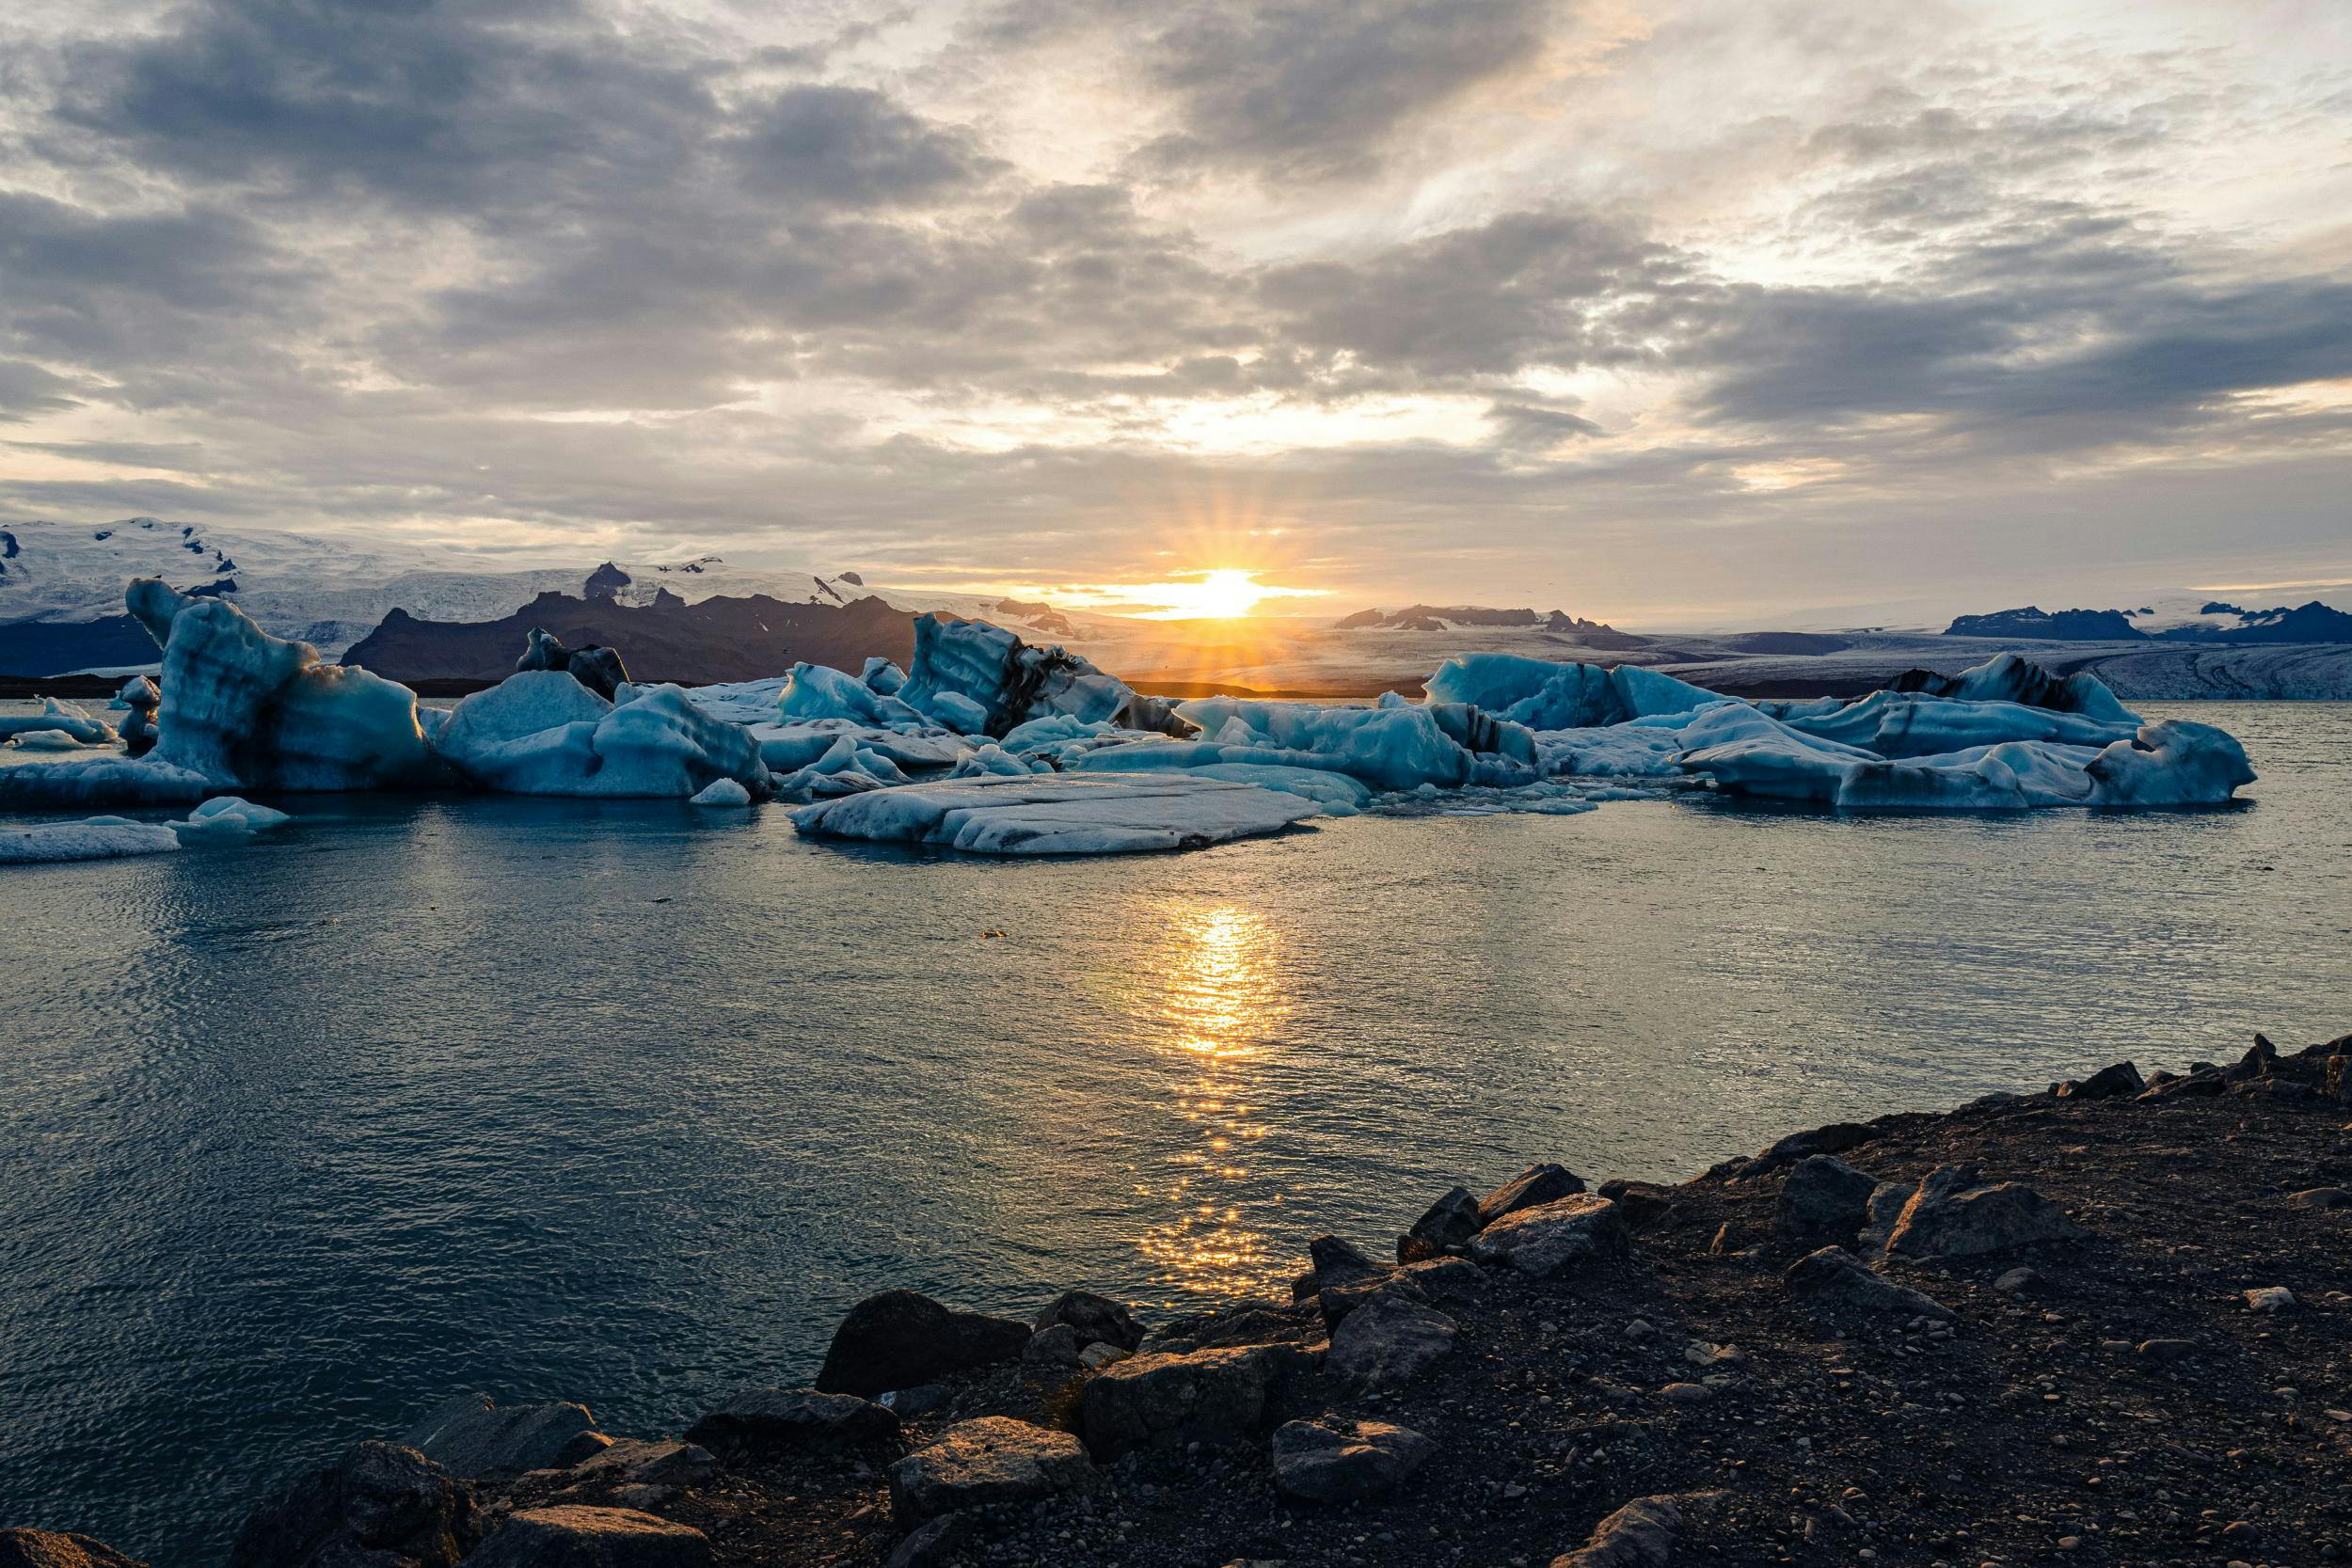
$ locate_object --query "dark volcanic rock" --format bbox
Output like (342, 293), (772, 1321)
(1552, 1493), (1719, 1568)
(1033, 1290), (1143, 1352)
(888, 1418), (1094, 1523)
(1080, 1346), (1272, 1456)
(1785, 1247), (1955, 1323)
(683, 1388), (898, 1455)
(515, 627), (630, 701)
(1326, 1297), (1459, 1389)
(465, 1506), (708, 1568)
(1476, 1164), (1587, 1225)
(1396, 1185), (1484, 1261)
(0, 1532), (146, 1568)
(814, 1291), (1031, 1398)
(1270, 1417), (1436, 1503)
(399, 1394), (604, 1479)
(1469, 1195), (1629, 1277)
(226, 1440), (479, 1568)
(1774, 1155), (1879, 1252)
(1878, 1164), (2090, 1260)
(2057, 1060), (2146, 1100)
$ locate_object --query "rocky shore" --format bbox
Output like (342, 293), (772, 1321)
(9, 1032), (2352, 1568)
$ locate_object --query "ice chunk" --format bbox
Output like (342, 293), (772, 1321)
(127, 578), (440, 793)
(1186, 762), (1372, 814)
(1761, 689), (2137, 757)
(0, 697), (119, 745)
(1163, 698), (1537, 790)
(168, 796), (294, 837)
(1891, 651), (2138, 722)
(2085, 720), (2256, 806)
(1, 816), (182, 864)
(948, 743), (1032, 778)
(747, 721), (968, 775)
(432, 673), (771, 798)
(776, 661), (926, 726)
(7, 729), (92, 752)
(924, 690), (992, 734)
(791, 772), (1321, 855)
(515, 626), (628, 700)
(861, 657), (907, 694)
(691, 778), (755, 806)
(896, 613), (1189, 737)
(117, 676), (161, 755)
(1422, 655), (1724, 728)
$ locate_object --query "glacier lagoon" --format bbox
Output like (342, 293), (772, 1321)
(1, 700), (2349, 1564)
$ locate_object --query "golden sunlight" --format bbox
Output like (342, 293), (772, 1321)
(1054, 568), (1328, 621)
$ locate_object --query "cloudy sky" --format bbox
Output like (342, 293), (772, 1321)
(2, 0), (2348, 624)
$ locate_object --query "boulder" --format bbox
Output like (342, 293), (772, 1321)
(1551, 1494), (1690, 1568)
(2056, 1061), (2145, 1101)
(1269, 1418), (1435, 1504)
(1080, 1346), (1272, 1457)
(465, 1507), (708, 1568)
(1754, 1122), (1874, 1171)
(2288, 1187), (2352, 1210)
(2225, 1035), (2279, 1083)
(1785, 1247), (1954, 1324)
(0, 1533), (145, 1568)
(814, 1291), (1032, 1398)
(1318, 1267), (1425, 1329)
(399, 1395), (604, 1479)
(682, 1388), (898, 1456)
(226, 1440), (480, 1568)
(561, 1439), (719, 1497)
(1878, 1166), (2089, 1261)
(1325, 1297), (1458, 1390)
(1022, 1323), (1087, 1369)
(2244, 1286), (2296, 1312)
(1477, 1164), (1587, 1226)
(1399, 1255), (1487, 1304)
(888, 1418), (1095, 1523)
(1594, 1180), (1677, 1233)
(1469, 1195), (1629, 1278)
(1306, 1235), (1381, 1289)
(1397, 1187), (1483, 1262)
(1034, 1291), (1143, 1352)
(1773, 1156), (1877, 1252)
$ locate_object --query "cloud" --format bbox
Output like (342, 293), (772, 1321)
(0, 360), (84, 423)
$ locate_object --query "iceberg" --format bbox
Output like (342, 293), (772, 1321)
(0, 697), (119, 746)
(1423, 654), (1723, 728)
(1, 816), (182, 864)
(118, 676), (161, 755)
(515, 626), (628, 701)
(790, 773), (1322, 855)
(895, 613), (1191, 737)
(2082, 719), (2258, 806)
(775, 661), (927, 727)
(430, 672), (772, 799)
(7, 729), (93, 752)
(168, 796), (294, 838)
(861, 657), (907, 695)
(690, 777), (755, 807)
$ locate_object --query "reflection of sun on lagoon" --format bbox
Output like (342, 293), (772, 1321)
(1135, 904), (1290, 1298)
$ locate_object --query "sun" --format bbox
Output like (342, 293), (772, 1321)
(1184, 569), (1269, 620)
(1104, 568), (1325, 620)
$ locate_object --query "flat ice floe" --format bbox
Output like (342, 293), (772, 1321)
(789, 773), (1322, 855)
(0, 816), (182, 864)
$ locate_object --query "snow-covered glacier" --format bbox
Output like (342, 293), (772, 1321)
(1, 586), (2263, 861)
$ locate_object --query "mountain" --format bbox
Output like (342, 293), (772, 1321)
(2154, 599), (2352, 644)
(1944, 606), (2145, 641)
(342, 591), (917, 687)
(1334, 605), (1645, 647)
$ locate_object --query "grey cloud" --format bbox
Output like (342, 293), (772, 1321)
(0, 360), (84, 422)
(728, 84), (1002, 205)
(2, 439), (208, 469)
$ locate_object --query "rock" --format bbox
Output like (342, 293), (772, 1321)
(1034, 1290), (1143, 1352)
(814, 1290), (1032, 1398)
(1469, 1195), (1629, 1278)
(1397, 1186), (1484, 1261)
(399, 1395), (604, 1479)
(2244, 1286), (2296, 1312)
(1877, 1165), (2089, 1260)
(1785, 1247), (1955, 1324)
(226, 1440), (480, 1568)
(1595, 1180), (1677, 1232)
(1079, 1346), (1271, 1457)
(1774, 1155), (1879, 1252)
(1319, 1267), (1426, 1329)
(1399, 1255), (1487, 1303)
(1657, 1382), (1714, 1405)
(1756, 1121), (1874, 1171)
(888, 1418), (1095, 1523)
(2322, 1055), (2352, 1104)
(1269, 1418), (1435, 1503)
(1551, 1494), (1687, 1567)
(1306, 1234), (1381, 1290)
(1023, 1323), (1087, 1369)
(0, 1532), (146, 1568)
(2288, 1187), (2352, 1209)
(2137, 1338), (2196, 1364)
(1993, 1266), (2043, 1295)
(563, 1439), (717, 1494)
(1078, 1342), (1130, 1370)
(682, 1387), (898, 1455)
(1477, 1163), (1587, 1226)
(1325, 1296), (1459, 1389)
(882, 1513), (972, 1568)
(466, 1507), (708, 1568)
(2139, 1069), (2226, 1101)
(2225, 1036), (2279, 1082)
(882, 1385), (951, 1417)
(515, 628), (630, 702)
(2056, 1060), (2145, 1100)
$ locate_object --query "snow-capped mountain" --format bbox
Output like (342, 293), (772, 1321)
(0, 517), (869, 661)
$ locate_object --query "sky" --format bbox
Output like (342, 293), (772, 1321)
(1, 0), (2348, 626)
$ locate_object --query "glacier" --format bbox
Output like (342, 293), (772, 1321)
(0, 582), (2264, 856)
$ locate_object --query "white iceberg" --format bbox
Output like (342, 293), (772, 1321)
(1066, 695), (1537, 792)
(690, 777), (755, 806)
(1423, 654), (1722, 729)
(775, 661), (927, 727)
(0, 697), (119, 746)
(7, 729), (93, 752)
(1, 816), (182, 864)
(895, 613), (1189, 736)
(430, 671), (772, 799)
(167, 796), (294, 838)
(790, 772), (1322, 855)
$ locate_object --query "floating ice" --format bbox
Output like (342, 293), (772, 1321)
(895, 613), (1190, 737)
(516, 626), (628, 700)
(431, 672), (771, 799)
(1065, 696), (1536, 792)
(168, 796), (294, 837)
(1423, 654), (1723, 728)
(790, 773), (1321, 855)
(7, 729), (92, 752)
(776, 661), (926, 727)
(690, 778), (755, 807)
(0, 697), (119, 746)
(861, 657), (907, 695)
(0, 816), (182, 864)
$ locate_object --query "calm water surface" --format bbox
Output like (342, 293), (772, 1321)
(2, 701), (2348, 1562)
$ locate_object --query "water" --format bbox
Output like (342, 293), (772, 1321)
(2, 701), (2348, 1561)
